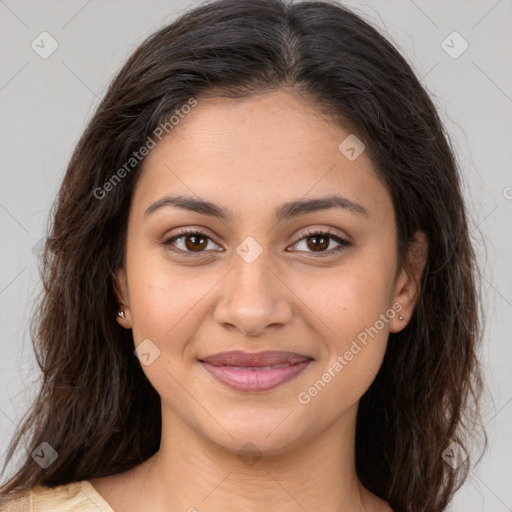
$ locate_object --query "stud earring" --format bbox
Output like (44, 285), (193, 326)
(118, 310), (125, 319)
(399, 315), (404, 320)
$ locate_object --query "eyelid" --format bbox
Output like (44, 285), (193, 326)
(163, 226), (222, 254)
(287, 228), (350, 255)
(163, 226), (350, 256)
(294, 227), (348, 243)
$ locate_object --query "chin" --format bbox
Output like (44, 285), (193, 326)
(198, 410), (309, 458)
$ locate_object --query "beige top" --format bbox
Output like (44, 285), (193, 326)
(3, 480), (115, 512)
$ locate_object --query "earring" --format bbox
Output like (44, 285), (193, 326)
(118, 310), (125, 319)
(399, 315), (404, 320)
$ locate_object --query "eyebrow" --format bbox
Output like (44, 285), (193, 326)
(144, 194), (369, 222)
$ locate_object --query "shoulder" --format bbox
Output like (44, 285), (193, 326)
(2, 480), (114, 512)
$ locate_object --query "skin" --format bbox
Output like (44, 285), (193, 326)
(89, 89), (427, 512)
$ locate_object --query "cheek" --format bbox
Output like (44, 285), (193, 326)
(294, 281), (392, 426)
(126, 247), (214, 349)
(298, 253), (394, 392)
(304, 258), (394, 343)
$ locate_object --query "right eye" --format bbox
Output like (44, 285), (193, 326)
(163, 228), (223, 255)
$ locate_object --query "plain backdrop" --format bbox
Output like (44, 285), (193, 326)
(0, 0), (511, 510)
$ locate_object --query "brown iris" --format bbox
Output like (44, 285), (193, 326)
(184, 234), (208, 251)
(306, 234), (329, 252)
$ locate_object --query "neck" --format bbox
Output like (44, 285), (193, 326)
(131, 402), (370, 512)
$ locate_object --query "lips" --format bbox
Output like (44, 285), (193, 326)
(199, 350), (313, 392)
(200, 350), (311, 367)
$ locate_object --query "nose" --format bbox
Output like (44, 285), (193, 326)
(213, 252), (293, 337)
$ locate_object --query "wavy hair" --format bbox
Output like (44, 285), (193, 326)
(0, 1), (486, 510)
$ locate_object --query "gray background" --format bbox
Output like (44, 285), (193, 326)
(0, 0), (511, 510)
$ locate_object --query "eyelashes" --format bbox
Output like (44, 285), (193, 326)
(292, 229), (350, 256)
(163, 227), (350, 257)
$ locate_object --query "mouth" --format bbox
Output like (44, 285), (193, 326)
(198, 350), (313, 392)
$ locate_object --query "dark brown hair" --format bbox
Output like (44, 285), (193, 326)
(0, 1), (486, 510)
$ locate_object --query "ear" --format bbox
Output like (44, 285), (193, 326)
(389, 230), (428, 333)
(114, 267), (132, 329)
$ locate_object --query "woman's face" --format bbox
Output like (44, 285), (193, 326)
(115, 89), (423, 455)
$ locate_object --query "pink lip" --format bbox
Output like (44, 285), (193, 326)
(199, 350), (313, 392)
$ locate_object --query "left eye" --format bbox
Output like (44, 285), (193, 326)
(163, 230), (350, 256)
(289, 231), (350, 256)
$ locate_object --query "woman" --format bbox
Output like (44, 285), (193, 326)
(0, 0), (486, 510)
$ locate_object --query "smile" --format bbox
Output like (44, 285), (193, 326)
(199, 350), (313, 392)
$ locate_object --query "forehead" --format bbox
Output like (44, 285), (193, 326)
(132, 90), (393, 228)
